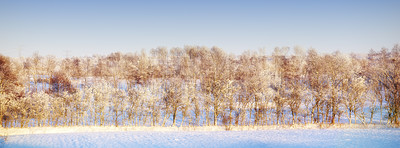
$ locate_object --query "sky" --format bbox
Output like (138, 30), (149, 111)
(0, 0), (399, 57)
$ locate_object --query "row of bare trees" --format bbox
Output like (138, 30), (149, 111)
(1, 45), (399, 128)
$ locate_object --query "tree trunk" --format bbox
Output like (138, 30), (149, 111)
(349, 109), (352, 125)
(115, 112), (119, 127)
(206, 110), (210, 126)
(172, 108), (177, 127)
(291, 111), (295, 125)
(214, 103), (218, 126)
(311, 107), (314, 124)
(162, 112), (169, 127)
(380, 103), (383, 124)
(370, 112), (374, 124)
(249, 108), (252, 126)
(181, 115), (185, 127)
(354, 110), (357, 124)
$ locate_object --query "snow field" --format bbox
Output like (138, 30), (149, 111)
(0, 124), (389, 136)
(1, 128), (400, 148)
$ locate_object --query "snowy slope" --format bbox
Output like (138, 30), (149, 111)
(2, 129), (400, 148)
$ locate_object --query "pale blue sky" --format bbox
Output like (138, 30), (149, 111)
(1, 0), (399, 57)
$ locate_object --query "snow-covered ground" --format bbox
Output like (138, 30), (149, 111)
(1, 128), (400, 148)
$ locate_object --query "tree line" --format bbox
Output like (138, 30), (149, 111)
(0, 45), (399, 128)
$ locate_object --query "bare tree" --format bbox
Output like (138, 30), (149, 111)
(376, 45), (400, 125)
(111, 88), (127, 127)
(49, 71), (76, 95)
(2, 45), (399, 128)
(305, 49), (327, 124)
(92, 82), (112, 126)
(0, 55), (24, 127)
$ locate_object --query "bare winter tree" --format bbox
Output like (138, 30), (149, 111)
(110, 88), (127, 127)
(2, 45), (400, 128)
(0, 55), (24, 127)
(366, 49), (386, 124)
(286, 47), (306, 125)
(49, 71), (76, 95)
(201, 47), (234, 126)
(375, 45), (400, 125)
(92, 82), (112, 126)
(162, 77), (183, 127)
(271, 47), (290, 125)
(305, 49), (327, 124)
